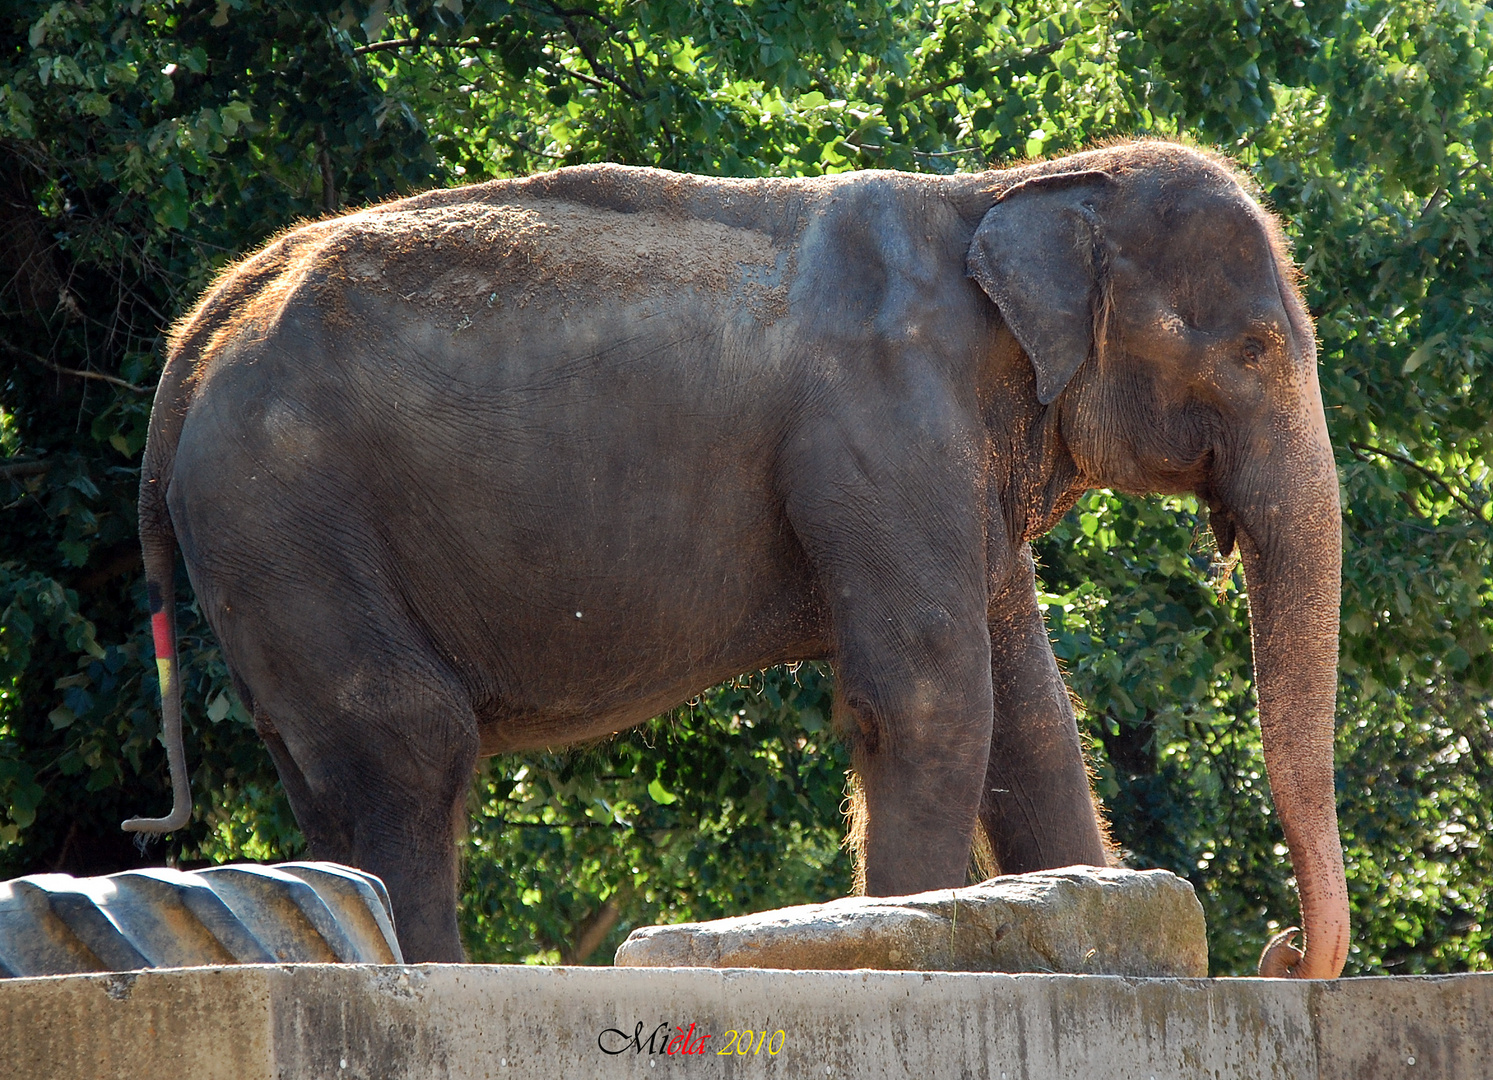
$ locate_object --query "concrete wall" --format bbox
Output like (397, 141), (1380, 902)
(2, 965), (1487, 1079)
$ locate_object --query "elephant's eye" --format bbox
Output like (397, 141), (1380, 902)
(1241, 337), (1266, 366)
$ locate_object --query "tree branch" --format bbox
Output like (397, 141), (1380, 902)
(560, 895), (621, 964)
(73, 545), (144, 592)
(535, 60), (614, 98)
(536, 0), (644, 100)
(902, 39), (1068, 102)
(1413, 165), (1477, 231)
(903, 74), (965, 102)
(353, 34), (484, 55)
(1348, 441), (1487, 522)
(502, 820), (625, 828)
(0, 458), (50, 480)
(489, 127), (571, 161)
(4, 341), (153, 394)
(912, 146), (986, 159)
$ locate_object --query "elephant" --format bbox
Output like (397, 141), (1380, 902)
(127, 139), (1348, 977)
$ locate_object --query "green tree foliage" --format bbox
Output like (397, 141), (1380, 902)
(2, 0), (1489, 973)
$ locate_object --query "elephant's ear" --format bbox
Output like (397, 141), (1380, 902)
(967, 170), (1117, 405)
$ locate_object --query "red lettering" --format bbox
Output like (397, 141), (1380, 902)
(661, 1021), (714, 1054)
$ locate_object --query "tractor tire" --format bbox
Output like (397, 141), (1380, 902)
(0, 861), (403, 977)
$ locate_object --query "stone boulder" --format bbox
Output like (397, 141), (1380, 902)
(614, 865), (1206, 977)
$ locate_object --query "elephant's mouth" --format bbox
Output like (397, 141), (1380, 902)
(1204, 494), (1238, 558)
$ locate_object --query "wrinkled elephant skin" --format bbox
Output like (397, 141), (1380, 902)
(132, 141), (1348, 975)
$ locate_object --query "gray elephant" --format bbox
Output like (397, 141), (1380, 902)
(129, 140), (1348, 977)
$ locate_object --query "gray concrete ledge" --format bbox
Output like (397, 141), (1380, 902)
(2, 964), (1487, 1079)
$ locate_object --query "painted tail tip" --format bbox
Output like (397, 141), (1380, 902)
(120, 808), (192, 834)
(150, 610), (173, 658)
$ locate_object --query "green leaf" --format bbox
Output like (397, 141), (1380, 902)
(58, 540), (89, 567)
(76, 92), (112, 118)
(647, 777), (679, 805)
(219, 100), (252, 136)
(1402, 333), (1445, 374)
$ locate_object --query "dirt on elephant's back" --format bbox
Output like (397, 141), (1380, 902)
(311, 195), (792, 327)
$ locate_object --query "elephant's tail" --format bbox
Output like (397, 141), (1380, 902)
(122, 448), (191, 835)
(120, 231), (319, 837)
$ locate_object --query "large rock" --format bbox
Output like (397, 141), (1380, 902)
(614, 865), (1207, 976)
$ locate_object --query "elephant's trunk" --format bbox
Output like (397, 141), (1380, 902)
(1223, 404), (1349, 979)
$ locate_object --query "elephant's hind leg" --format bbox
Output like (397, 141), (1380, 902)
(245, 646), (480, 963)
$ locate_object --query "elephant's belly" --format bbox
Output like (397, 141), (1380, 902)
(419, 490), (830, 754)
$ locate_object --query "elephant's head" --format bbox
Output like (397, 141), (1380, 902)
(967, 141), (1348, 979)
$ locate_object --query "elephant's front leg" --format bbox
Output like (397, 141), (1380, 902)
(833, 591), (996, 895)
(980, 544), (1110, 874)
(789, 479), (995, 892)
(783, 371), (1002, 894)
